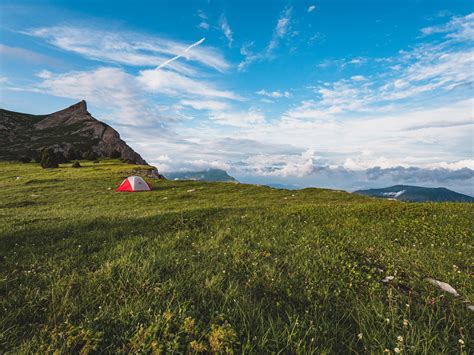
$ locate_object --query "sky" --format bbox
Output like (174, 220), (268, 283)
(1, 0), (473, 194)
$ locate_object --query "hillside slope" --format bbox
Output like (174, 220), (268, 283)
(355, 184), (474, 202)
(0, 161), (472, 353)
(0, 101), (147, 164)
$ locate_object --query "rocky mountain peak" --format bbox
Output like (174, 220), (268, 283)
(64, 100), (88, 114)
(0, 101), (151, 167)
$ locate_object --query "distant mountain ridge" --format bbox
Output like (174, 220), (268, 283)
(354, 185), (474, 202)
(164, 169), (238, 182)
(0, 100), (147, 165)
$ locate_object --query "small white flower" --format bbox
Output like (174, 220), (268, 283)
(357, 333), (363, 340)
(394, 347), (401, 353)
(385, 318), (390, 324)
(397, 335), (404, 342)
(403, 319), (409, 327)
(458, 339), (464, 345)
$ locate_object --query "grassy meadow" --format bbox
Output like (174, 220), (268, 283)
(0, 160), (472, 353)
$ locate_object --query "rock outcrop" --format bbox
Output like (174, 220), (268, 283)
(0, 100), (148, 165)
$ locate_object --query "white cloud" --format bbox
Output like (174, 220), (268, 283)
(219, 15), (233, 47)
(138, 68), (240, 100)
(237, 42), (260, 71)
(256, 89), (290, 98)
(307, 5), (316, 13)
(268, 6), (292, 52)
(198, 22), (210, 30)
(421, 12), (474, 41)
(179, 99), (230, 111)
(196, 10), (210, 30)
(36, 70), (52, 79)
(351, 75), (366, 81)
(154, 154), (172, 162)
(210, 110), (266, 127)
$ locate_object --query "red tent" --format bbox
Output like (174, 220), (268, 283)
(116, 176), (152, 192)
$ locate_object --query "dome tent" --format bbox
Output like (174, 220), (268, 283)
(116, 176), (151, 192)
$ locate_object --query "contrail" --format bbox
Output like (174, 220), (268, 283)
(157, 38), (206, 70)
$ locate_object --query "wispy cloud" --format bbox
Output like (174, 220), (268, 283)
(307, 5), (316, 13)
(420, 12), (474, 41)
(24, 26), (230, 72)
(219, 15), (233, 47)
(197, 10), (210, 30)
(267, 6), (292, 54)
(238, 6), (293, 71)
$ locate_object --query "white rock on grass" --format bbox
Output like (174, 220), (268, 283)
(426, 278), (459, 297)
(381, 276), (394, 283)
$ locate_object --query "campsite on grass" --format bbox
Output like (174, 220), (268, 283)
(0, 160), (472, 353)
(1, 0), (473, 353)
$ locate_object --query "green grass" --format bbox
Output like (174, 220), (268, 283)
(0, 160), (472, 353)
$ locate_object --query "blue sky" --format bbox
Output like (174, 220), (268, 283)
(1, 0), (473, 194)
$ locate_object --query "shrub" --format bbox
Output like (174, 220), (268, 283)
(40, 148), (59, 169)
(72, 161), (81, 168)
(65, 148), (79, 161)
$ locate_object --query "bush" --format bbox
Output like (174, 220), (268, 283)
(66, 148), (79, 161)
(110, 150), (122, 159)
(72, 161), (81, 168)
(40, 148), (59, 169)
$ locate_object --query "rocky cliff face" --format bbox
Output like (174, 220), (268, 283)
(0, 100), (148, 165)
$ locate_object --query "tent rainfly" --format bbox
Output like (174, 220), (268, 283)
(116, 176), (152, 192)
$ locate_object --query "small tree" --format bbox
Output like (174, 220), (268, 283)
(40, 148), (59, 168)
